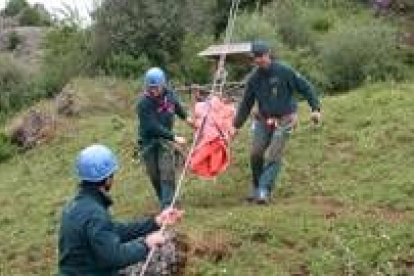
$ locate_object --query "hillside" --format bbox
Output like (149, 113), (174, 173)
(0, 78), (413, 275)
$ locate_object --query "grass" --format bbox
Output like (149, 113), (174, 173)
(0, 78), (414, 275)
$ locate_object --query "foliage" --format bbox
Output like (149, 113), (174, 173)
(231, 11), (280, 47)
(0, 131), (16, 163)
(6, 31), (23, 51)
(19, 6), (51, 26)
(39, 25), (90, 97)
(92, 0), (187, 76)
(0, 55), (29, 115)
(318, 22), (407, 92)
(180, 0), (216, 35)
(101, 53), (150, 79)
(212, 0), (273, 38)
(178, 34), (215, 84)
(264, 1), (316, 50)
(3, 0), (28, 16)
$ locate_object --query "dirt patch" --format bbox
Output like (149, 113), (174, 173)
(121, 231), (190, 276)
(121, 230), (239, 275)
(363, 206), (411, 223)
(399, 255), (414, 275)
(189, 231), (240, 263)
(308, 196), (412, 223)
(290, 263), (310, 276)
(310, 196), (345, 220)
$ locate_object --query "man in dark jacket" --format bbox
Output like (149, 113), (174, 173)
(58, 144), (184, 275)
(137, 67), (194, 209)
(233, 40), (321, 204)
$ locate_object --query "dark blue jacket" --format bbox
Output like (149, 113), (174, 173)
(58, 186), (160, 276)
(136, 88), (187, 146)
(234, 61), (320, 128)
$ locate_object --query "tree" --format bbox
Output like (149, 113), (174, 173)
(4, 0), (29, 16)
(92, 0), (188, 76)
(213, 0), (273, 39)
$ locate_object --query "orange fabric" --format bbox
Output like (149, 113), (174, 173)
(190, 96), (236, 178)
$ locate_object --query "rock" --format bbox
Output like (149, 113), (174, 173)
(55, 86), (81, 116)
(10, 110), (56, 149)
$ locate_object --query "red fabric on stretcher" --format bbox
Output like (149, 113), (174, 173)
(190, 96), (236, 178)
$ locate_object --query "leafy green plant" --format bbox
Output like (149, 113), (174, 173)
(177, 33), (215, 84)
(318, 23), (407, 92)
(93, 0), (187, 72)
(4, 0), (28, 16)
(0, 131), (16, 163)
(231, 11), (280, 48)
(265, 1), (316, 50)
(39, 25), (90, 97)
(102, 53), (150, 79)
(0, 55), (28, 114)
(19, 6), (51, 26)
(6, 31), (22, 51)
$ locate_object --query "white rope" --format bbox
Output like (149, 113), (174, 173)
(138, 1), (241, 275)
(212, 0), (242, 97)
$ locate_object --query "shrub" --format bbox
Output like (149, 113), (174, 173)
(4, 0), (28, 16)
(264, 1), (316, 50)
(93, 0), (187, 72)
(177, 34), (215, 84)
(231, 11), (280, 48)
(0, 131), (16, 163)
(318, 23), (407, 92)
(19, 6), (51, 26)
(40, 25), (90, 97)
(102, 53), (150, 79)
(0, 55), (29, 114)
(6, 31), (23, 51)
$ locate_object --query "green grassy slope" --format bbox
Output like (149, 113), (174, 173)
(0, 79), (413, 275)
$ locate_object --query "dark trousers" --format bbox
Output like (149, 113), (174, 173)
(142, 142), (181, 209)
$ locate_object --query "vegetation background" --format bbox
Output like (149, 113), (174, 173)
(0, 0), (413, 275)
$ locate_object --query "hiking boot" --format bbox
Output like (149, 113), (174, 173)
(255, 189), (270, 205)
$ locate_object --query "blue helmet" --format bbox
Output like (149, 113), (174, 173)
(145, 67), (166, 87)
(76, 144), (119, 183)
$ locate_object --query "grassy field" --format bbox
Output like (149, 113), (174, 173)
(0, 78), (413, 275)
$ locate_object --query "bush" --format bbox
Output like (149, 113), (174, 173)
(102, 53), (150, 78)
(177, 34), (215, 84)
(0, 55), (29, 114)
(19, 6), (51, 26)
(4, 0), (28, 16)
(6, 31), (23, 51)
(0, 131), (16, 163)
(40, 25), (90, 97)
(231, 11), (280, 48)
(267, 1), (316, 50)
(318, 23), (407, 92)
(304, 9), (335, 34)
(93, 0), (187, 72)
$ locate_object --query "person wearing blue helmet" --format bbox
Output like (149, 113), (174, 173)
(233, 40), (322, 204)
(137, 67), (194, 209)
(58, 144), (184, 275)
